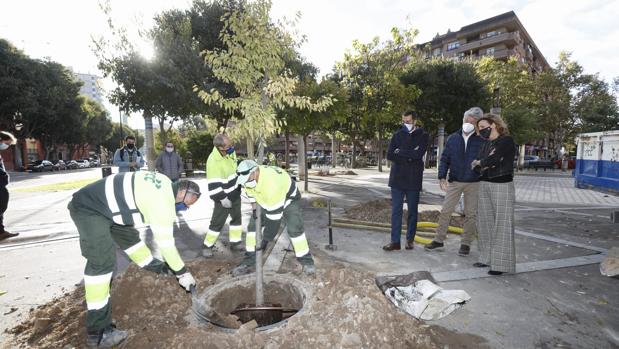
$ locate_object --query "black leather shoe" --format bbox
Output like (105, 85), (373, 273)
(405, 240), (414, 250)
(488, 270), (504, 276)
(458, 244), (470, 256)
(473, 262), (489, 268)
(382, 243), (401, 251)
(424, 241), (444, 251)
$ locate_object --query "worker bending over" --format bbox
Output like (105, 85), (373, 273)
(233, 160), (315, 276)
(68, 171), (200, 347)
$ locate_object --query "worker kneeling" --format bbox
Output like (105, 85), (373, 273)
(68, 171), (200, 348)
(233, 160), (315, 276)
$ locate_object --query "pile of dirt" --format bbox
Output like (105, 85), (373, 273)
(4, 260), (485, 349)
(345, 199), (465, 228)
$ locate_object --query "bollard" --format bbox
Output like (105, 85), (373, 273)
(325, 200), (337, 250)
(184, 151), (194, 177)
(101, 166), (112, 178)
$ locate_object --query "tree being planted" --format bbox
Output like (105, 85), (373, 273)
(195, 0), (331, 160)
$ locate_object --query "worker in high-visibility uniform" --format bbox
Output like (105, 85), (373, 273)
(233, 160), (315, 276)
(203, 134), (243, 257)
(68, 171), (201, 348)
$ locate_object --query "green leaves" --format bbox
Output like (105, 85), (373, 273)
(195, 0), (332, 155)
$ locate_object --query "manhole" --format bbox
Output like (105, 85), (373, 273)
(192, 273), (311, 332)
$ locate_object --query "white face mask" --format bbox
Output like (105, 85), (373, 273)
(404, 123), (413, 131)
(0, 143), (9, 151)
(165, 146), (174, 153)
(462, 123), (475, 134)
(245, 180), (257, 189)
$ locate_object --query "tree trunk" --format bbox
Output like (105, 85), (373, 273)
(247, 138), (255, 160)
(284, 131), (290, 168)
(303, 135), (309, 192)
(144, 112), (156, 171)
(352, 140), (356, 169)
(425, 134), (433, 168)
(331, 134), (336, 168)
(377, 134), (383, 172)
(518, 144), (526, 170)
(297, 134), (305, 180)
(437, 122), (445, 168)
(257, 137), (265, 164)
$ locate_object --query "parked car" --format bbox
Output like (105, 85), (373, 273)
(52, 160), (67, 171)
(554, 156), (576, 169)
(29, 160), (54, 172)
(523, 155), (540, 168)
(76, 159), (90, 168)
(66, 160), (79, 170)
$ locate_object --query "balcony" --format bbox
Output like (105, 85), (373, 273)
(454, 31), (521, 54)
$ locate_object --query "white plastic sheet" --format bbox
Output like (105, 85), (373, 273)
(384, 279), (470, 320)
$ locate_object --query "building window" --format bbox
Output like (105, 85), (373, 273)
(433, 47), (442, 56)
(447, 41), (460, 51)
(485, 47), (495, 55)
(482, 30), (499, 39)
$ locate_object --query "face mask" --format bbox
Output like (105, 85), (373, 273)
(126, 144), (135, 150)
(462, 123), (475, 134)
(244, 179), (257, 189)
(0, 144), (9, 151)
(226, 146), (235, 155)
(404, 123), (413, 131)
(166, 146), (174, 153)
(175, 202), (188, 212)
(479, 127), (492, 140)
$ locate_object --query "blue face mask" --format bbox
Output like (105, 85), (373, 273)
(175, 202), (188, 212)
(226, 146), (235, 155)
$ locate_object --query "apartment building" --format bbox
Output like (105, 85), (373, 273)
(420, 11), (549, 73)
(75, 72), (105, 105)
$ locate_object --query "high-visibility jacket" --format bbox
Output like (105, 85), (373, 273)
(71, 171), (186, 273)
(244, 166), (300, 237)
(206, 146), (240, 201)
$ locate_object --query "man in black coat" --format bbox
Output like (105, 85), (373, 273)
(384, 110), (429, 251)
(0, 131), (18, 241)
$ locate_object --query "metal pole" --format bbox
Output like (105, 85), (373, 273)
(326, 200), (337, 250)
(255, 206), (264, 305)
(328, 200), (333, 245)
(119, 107), (124, 148)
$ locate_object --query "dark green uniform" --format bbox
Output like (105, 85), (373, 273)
(205, 147), (242, 247)
(68, 171), (185, 333)
(244, 166), (309, 257)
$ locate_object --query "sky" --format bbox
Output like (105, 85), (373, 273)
(1, 0), (618, 129)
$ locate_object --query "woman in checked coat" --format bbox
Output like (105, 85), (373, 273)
(470, 114), (517, 275)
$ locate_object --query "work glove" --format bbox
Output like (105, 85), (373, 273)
(176, 272), (196, 291)
(220, 198), (232, 209)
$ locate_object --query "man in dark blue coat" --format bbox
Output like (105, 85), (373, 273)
(384, 110), (429, 251)
(425, 107), (485, 256)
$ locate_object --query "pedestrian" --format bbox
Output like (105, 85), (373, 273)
(233, 160), (316, 275)
(470, 113), (517, 275)
(155, 141), (183, 182)
(68, 172), (200, 347)
(0, 131), (17, 241)
(383, 110), (429, 251)
(203, 134), (243, 257)
(425, 107), (485, 256)
(113, 135), (144, 172)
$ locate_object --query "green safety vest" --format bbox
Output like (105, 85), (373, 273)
(206, 146), (240, 201)
(244, 166), (300, 221)
(72, 172), (184, 272)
